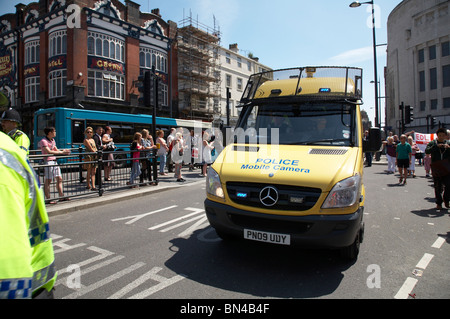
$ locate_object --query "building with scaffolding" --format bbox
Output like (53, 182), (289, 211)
(176, 16), (221, 121)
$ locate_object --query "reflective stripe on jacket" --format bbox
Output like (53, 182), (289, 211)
(0, 132), (56, 299)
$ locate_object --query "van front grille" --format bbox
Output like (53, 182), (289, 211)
(226, 182), (321, 211)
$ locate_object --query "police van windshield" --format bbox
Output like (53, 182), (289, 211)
(235, 102), (356, 146)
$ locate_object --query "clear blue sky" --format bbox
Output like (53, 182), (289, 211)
(1, 0), (403, 124)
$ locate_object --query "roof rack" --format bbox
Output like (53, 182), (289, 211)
(240, 66), (363, 104)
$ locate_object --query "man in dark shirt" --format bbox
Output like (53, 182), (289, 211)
(425, 128), (450, 209)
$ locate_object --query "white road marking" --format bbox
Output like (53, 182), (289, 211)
(394, 277), (418, 299)
(178, 216), (209, 238)
(415, 253), (434, 270)
(111, 205), (178, 224)
(431, 236), (445, 249)
(109, 267), (186, 299)
(160, 214), (205, 232)
(149, 208), (204, 230)
(62, 262), (145, 299)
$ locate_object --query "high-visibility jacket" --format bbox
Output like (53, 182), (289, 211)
(7, 128), (30, 156)
(0, 132), (57, 299)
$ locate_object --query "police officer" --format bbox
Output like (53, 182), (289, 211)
(0, 131), (57, 299)
(1, 108), (30, 156)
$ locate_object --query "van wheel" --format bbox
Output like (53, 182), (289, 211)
(340, 232), (360, 261)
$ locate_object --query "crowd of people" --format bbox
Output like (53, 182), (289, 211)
(76, 125), (221, 188)
(377, 128), (450, 209)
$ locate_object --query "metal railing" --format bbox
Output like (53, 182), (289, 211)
(29, 148), (159, 203)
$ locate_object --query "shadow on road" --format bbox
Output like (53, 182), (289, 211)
(165, 227), (355, 298)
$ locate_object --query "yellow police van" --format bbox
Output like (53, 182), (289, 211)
(204, 66), (381, 260)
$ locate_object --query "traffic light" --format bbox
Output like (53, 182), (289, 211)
(138, 71), (151, 106)
(430, 116), (437, 129)
(405, 105), (413, 124)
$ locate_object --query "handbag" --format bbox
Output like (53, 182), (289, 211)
(191, 147), (199, 159)
(105, 142), (116, 151)
(431, 158), (450, 178)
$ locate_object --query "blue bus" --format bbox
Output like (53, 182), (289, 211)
(33, 107), (212, 154)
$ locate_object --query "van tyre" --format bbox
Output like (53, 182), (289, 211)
(340, 231), (360, 261)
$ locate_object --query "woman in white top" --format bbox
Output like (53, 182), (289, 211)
(102, 126), (115, 181)
(201, 131), (214, 177)
(155, 130), (169, 175)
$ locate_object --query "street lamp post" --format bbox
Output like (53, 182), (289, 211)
(350, 0), (380, 128)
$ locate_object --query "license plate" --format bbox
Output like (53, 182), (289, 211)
(244, 229), (290, 245)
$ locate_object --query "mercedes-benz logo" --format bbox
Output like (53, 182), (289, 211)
(259, 186), (279, 207)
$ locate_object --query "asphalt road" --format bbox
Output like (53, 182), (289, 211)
(49, 163), (450, 301)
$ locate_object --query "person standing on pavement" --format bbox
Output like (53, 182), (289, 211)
(156, 130), (169, 176)
(425, 127), (450, 210)
(396, 134), (411, 185)
(407, 135), (420, 178)
(83, 127), (98, 190)
(129, 132), (143, 188)
(140, 129), (156, 185)
(383, 136), (396, 174)
(201, 131), (214, 177)
(166, 128), (176, 173)
(0, 131), (57, 299)
(1, 108), (30, 157)
(364, 130), (372, 167)
(40, 127), (70, 203)
(93, 126), (105, 185)
(172, 132), (186, 182)
(102, 126), (115, 182)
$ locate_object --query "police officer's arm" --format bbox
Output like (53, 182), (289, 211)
(0, 171), (34, 298)
(15, 133), (30, 156)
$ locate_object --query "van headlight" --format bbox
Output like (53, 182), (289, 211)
(322, 175), (361, 209)
(206, 167), (224, 199)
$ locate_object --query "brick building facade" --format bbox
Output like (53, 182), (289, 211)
(0, 0), (178, 138)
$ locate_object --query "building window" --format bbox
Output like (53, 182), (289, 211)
(25, 77), (39, 103)
(247, 61), (252, 71)
(161, 82), (168, 106)
(226, 74), (232, 88)
(418, 49), (424, 63)
(430, 99), (438, 110)
(442, 41), (450, 57)
(430, 68), (437, 90)
(25, 40), (39, 65)
(49, 69), (66, 98)
(237, 57), (242, 68)
(429, 45), (436, 60)
(237, 77), (243, 91)
(443, 97), (450, 109)
(443, 64), (450, 87)
(420, 100), (426, 111)
(226, 52), (231, 64)
(87, 71), (124, 100)
(139, 47), (167, 73)
(419, 71), (425, 91)
(87, 32), (125, 62)
(49, 30), (66, 57)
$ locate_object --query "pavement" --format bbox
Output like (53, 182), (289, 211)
(45, 167), (207, 216)
(46, 154), (391, 216)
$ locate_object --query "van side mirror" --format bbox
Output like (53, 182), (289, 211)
(363, 127), (382, 152)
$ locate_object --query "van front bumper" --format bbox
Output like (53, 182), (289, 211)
(204, 199), (363, 248)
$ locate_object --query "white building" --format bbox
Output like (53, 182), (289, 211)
(215, 43), (271, 126)
(386, 0), (450, 134)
